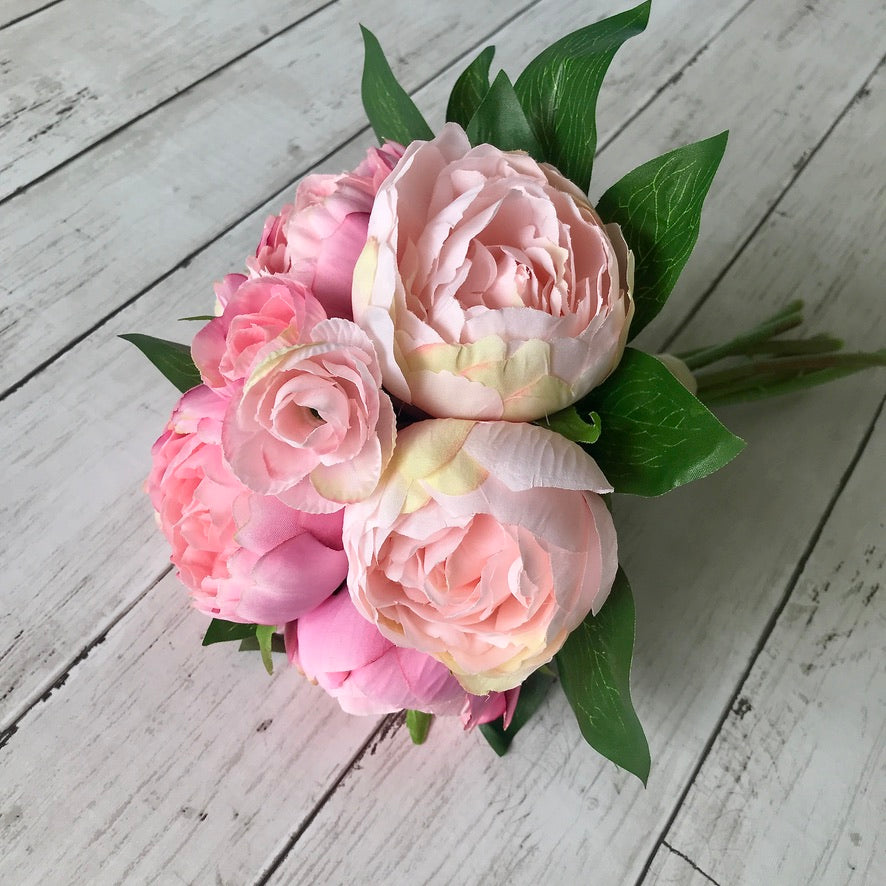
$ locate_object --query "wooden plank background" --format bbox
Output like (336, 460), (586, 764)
(1, 1), (883, 883)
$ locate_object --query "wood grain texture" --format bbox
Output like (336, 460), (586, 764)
(0, 0), (750, 734)
(655, 416), (885, 885)
(0, 0), (330, 200)
(0, 572), (384, 885)
(264, 4), (886, 882)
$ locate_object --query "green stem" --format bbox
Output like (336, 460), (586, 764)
(696, 351), (885, 391)
(697, 351), (886, 406)
(678, 300), (805, 369)
(738, 334), (843, 357)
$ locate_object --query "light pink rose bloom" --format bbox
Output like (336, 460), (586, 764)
(247, 142), (404, 319)
(353, 122), (634, 421)
(344, 419), (618, 694)
(192, 274), (326, 394)
(147, 385), (348, 624)
(223, 318), (396, 514)
(286, 591), (518, 727)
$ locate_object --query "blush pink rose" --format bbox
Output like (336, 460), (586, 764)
(286, 591), (518, 727)
(344, 419), (618, 694)
(192, 274), (326, 394)
(353, 122), (634, 421)
(247, 142), (404, 319)
(223, 318), (396, 514)
(148, 385), (348, 624)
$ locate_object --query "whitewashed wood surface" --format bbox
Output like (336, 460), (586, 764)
(1, 1), (883, 884)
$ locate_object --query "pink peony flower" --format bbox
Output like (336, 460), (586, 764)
(192, 274), (326, 394)
(247, 142), (404, 319)
(222, 318), (396, 514)
(343, 419), (618, 694)
(286, 591), (518, 727)
(352, 122), (634, 421)
(147, 385), (348, 624)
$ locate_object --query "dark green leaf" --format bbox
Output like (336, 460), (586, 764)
(556, 568), (650, 784)
(405, 710), (433, 745)
(255, 625), (276, 675)
(120, 333), (201, 393)
(360, 25), (433, 145)
(581, 348), (745, 495)
(202, 619), (257, 646)
(238, 633), (287, 654)
(513, 1), (651, 192)
(539, 406), (601, 444)
(597, 131), (728, 336)
(446, 46), (495, 128)
(478, 669), (556, 756)
(178, 315), (215, 322)
(466, 70), (542, 156)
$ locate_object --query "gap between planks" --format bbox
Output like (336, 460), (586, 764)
(632, 393), (886, 886)
(0, 0), (339, 205)
(0, 0), (66, 33)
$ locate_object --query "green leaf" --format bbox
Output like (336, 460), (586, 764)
(556, 568), (650, 784)
(539, 405), (601, 444)
(360, 25), (433, 145)
(405, 710), (433, 745)
(478, 669), (556, 756)
(238, 633), (287, 654)
(120, 333), (201, 393)
(256, 625), (276, 675)
(580, 348), (745, 495)
(597, 131), (728, 337)
(202, 619), (257, 646)
(466, 70), (542, 157)
(446, 46), (495, 128)
(178, 315), (215, 322)
(513, 1), (651, 192)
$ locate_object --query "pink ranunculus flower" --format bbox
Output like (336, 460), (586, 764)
(352, 122), (634, 421)
(223, 318), (396, 514)
(192, 274), (327, 394)
(344, 419), (618, 695)
(247, 142), (404, 319)
(147, 385), (348, 624)
(285, 591), (518, 727)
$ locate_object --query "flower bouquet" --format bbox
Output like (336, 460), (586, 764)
(125, 1), (884, 783)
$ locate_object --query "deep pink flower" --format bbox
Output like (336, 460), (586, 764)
(286, 591), (518, 727)
(147, 386), (348, 624)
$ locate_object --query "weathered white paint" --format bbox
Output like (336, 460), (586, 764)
(0, 0), (883, 884)
(654, 417), (885, 885)
(0, 0), (329, 199)
(0, 571), (385, 885)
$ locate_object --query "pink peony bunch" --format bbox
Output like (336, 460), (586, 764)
(148, 128), (629, 729)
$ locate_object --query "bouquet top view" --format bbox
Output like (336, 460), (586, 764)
(2, 0), (883, 883)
